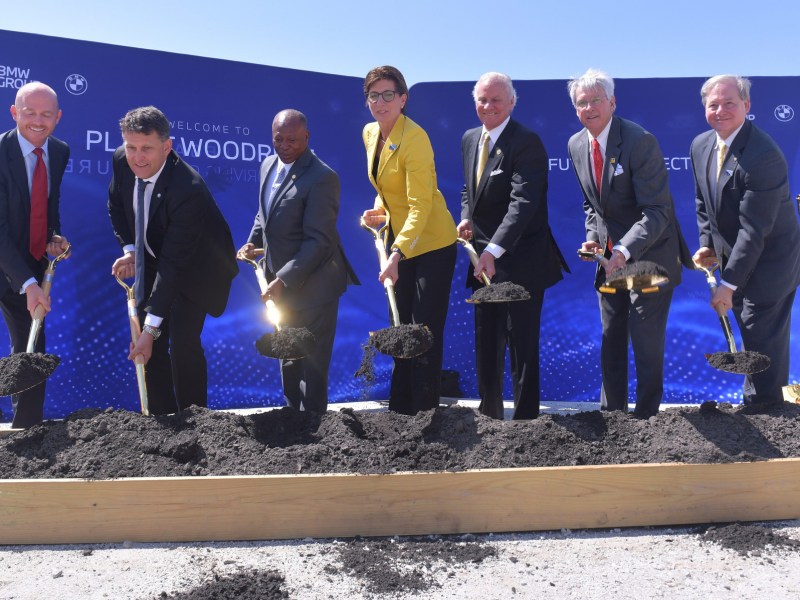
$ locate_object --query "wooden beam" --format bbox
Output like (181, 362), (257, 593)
(1, 459), (799, 544)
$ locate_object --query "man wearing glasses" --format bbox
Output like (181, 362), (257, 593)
(567, 68), (691, 419)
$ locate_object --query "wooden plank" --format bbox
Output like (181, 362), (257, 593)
(1, 459), (799, 545)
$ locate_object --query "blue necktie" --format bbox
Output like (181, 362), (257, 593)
(134, 178), (150, 305)
(265, 166), (286, 272)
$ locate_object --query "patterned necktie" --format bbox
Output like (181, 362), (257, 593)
(265, 166), (287, 272)
(717, 141), (727, 179)
(267, 165), (287, 213)
(29, 147), (48, 260)
(475, 130), (490, 186)
(592, 138), (604, 198)
(134, 178), (150, 305)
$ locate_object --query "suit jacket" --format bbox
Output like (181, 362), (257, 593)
(568, 116), (691, 289)
(247, 147), (357, 310)
(691, 120), (800, 303)
(108, 147), (237, 317)
(363, 115), (456, 258)
(461, 118), (568, 291)
(0, 128), (69, 296)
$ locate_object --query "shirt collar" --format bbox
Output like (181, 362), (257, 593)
(139, 159), (168, 186)
(16, 131), (49, 158)
(587, 118), (613, 151)
(483, 116), (511, 145)
(717, 121), (746, 148)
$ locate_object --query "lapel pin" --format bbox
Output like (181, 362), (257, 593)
(496, 149), (502, 156)
(291, 174), (296, 180)
(610, 158), (615, 164)
(389, 144), (397, 151)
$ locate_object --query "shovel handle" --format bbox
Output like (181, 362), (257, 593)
(457, 238), (491, 286)
(694, 261), (738, 353)
(361, 217), (402, 327)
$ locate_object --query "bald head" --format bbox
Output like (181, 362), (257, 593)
(10, 81), (61, 147)
(272, 109), (309, 164)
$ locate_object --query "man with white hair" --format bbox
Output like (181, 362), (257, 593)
(0, 82), (70, 427)
(458, 72), (568, 420)
(567, 68), (690, 418)
(691, 74), (800, 410)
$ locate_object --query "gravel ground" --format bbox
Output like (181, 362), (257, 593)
(0, 521), (799, 599)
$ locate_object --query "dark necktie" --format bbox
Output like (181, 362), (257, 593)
(30, 147), (48, 260)
(592, 138), (604, 198)
(134, 179), (150, 305)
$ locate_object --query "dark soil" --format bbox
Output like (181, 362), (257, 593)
(467, 281), (530, 303)
(157, 569), (288, 599)
(604, 260), (669, 291)
(705, 351), (771, 375)
(0, 352), (60, 396)
(700, 523), (800, 557)
(255, 328), (316, 360)
(323, 535), (496, 596)
(1, 400), (799, 479)
(366, 323), (433, 358)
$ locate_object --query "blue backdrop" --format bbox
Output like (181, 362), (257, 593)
(1, 30), (798, 418)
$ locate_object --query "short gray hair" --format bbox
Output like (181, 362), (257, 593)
(700, 75), (751, 105)
(567, 68), (614, 107)
(472, 72), (517, 103)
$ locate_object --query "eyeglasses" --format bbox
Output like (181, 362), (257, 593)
(576, 96), (606, 110)
(367, 90), (402, 103)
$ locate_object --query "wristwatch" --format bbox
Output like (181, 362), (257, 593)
(142, 324), (161, 340)
(391, 248), (406, 260)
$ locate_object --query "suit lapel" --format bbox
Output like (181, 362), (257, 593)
(6, 131), (32, 215)
(375, 115), (405, 183)
(148, 151), (176, 223)
(267, 151), (307, 223)
(716, 121), (748, 207)
(603, 117), (623, 206)
(465, 128), (480, 200)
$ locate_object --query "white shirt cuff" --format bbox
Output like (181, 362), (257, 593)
(612, 245), (631, 261)
(485, 243), (505, 259)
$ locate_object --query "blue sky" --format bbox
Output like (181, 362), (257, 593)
(4, 0), (799, 85)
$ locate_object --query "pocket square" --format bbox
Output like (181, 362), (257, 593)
(613, 164), (624, 176)
(490, 168), (503, 176)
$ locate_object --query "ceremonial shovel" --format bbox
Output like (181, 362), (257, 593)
(114, 276), (149, 416)
(0, 244), (71, 397)
(236, 249), (315, 360)
(694, 262), (769, 375)
(457, 237), (530, 303)
(359, 217), (432, 359)
(577, 250), (669, 293)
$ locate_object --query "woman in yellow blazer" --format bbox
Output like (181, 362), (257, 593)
(361, 65), (457, 416)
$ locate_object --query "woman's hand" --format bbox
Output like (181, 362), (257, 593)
(362, 207), (387, 228)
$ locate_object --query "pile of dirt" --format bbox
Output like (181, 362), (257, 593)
(468, 281), (530, 303)
(0, 400), (798, 479)
(157, 569), (288, 599)
(0, 352), (60, 396)
(700, 522), (800, 557)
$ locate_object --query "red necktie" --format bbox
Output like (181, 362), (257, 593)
(30, 147), (48, 260)
(592, 138), (603, 198)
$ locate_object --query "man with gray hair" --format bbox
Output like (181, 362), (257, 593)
(567, 68), (690, 418)
(457, 72), (568, 420)
(0, 82), (70, 427)
(691, 75), (800, 410)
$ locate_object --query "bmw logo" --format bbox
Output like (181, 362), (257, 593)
(774, 104), (794, 122)
(65, 74), (88, 96)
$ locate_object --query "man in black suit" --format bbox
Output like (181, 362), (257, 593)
(567, 68), (691, 418)
(458, 72), (568, 420)
(0, 82), (70, 428)
(238, 109), (358, 413)
(109, 106), (237, 415)
(691, 75), (800, 408)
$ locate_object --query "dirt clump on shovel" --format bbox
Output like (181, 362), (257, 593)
(256, 328), (316, 360)
(468, 281), (530, 303)
(0, 352), (60, 396)
(705, 350), (770, 374)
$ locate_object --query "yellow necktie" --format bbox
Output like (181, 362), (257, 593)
(476, 131), (490, 186)
(717, 141), (727, 179)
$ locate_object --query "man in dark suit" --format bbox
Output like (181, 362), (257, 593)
(238, 109), (358, 413)
(109, 106), (237, 415)
(0, 82), (70, 428)
(567, 68), (691, 418)
(691, 75), (800, 409)
(458, 72), (568, 420)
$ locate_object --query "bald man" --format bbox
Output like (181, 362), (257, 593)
(0, 82), (71, 427)
(238, 109), (358, 413)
